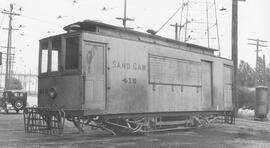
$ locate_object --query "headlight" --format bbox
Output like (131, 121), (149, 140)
(48, 87), (57, 99)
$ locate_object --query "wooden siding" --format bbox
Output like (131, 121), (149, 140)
(201, 61), (213, 110)
(82, 41), (106, 110)
(223, 65), (233, 110)
(81, 32), (233, 114)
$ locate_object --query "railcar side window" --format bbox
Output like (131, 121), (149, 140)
(65, 37), (79, 70)
(51, 38), (61, 72)
(41, 41), (48, 73)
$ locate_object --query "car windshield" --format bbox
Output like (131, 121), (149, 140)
(3, 92), (8, 97)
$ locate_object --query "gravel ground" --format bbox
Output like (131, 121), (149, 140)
(0, 111), (270, 148)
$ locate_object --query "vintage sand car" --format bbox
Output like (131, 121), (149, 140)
(1, 90), (27, 113)
(23, 20), (234, 135)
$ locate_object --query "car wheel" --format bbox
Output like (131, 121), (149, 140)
(14, 100), (24, 110)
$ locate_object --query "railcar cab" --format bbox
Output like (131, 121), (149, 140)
(38, 32), (83, 109)
(38, 21), (107, 112)
(39, 20), (105, 77)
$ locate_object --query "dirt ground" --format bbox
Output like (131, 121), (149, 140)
(0, 110), (270, 148)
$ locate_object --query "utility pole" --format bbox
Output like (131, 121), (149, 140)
(232, 0), (246, 115)
(0, 64), (2, 88)
(263, 55), (266, 85)
(206, 0), (210, 48)
(178, 0), (185, 41)
(170, 22), (182, 40)
(116, 0), (134, 28)
(248, 38), (268, 85)
(214, 0), (221, 56)
(184, 0), (189, 42)
(231, 0), (238, 113)
(1, 4), (19, 90)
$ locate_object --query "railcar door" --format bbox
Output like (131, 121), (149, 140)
(223, 65), (233, 109)
(83, 41), (106, 111)
(201, 61), (213, 110)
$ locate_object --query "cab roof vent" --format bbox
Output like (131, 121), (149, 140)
(64, 21), (97, 33)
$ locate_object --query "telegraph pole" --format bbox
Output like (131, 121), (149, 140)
(1, 4), (19, 90)
(116, 0), (134, 28)
(248, 38), (268, 85)
(214, 0), (221, 56)
(232, 0), (245, 114)
(184, 0), (189, 42)
(206, 0), (210, 47)
(231, 0), (238, 113)
(170, 22), (182, 40)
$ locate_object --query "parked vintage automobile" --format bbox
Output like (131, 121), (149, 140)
(1, 90), (27, 113)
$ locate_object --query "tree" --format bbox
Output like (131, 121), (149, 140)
(238, 87), (255, 109)
(238, 60), (255, 87)
(266, 66), (270, 87)
(237, 60), (256, 108)
(237, 61), (270, 108)
(8, 77), (23, 90)
(266, 65), (270, 110)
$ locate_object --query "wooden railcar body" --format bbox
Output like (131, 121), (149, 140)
(38, 20), (233, 117)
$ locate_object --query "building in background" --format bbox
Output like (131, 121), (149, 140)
(0, 71), (37, 95)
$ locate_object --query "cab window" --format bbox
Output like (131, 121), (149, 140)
(41, 41), (48, 73)
(65, 37), (79, 70)
(51, 38), (61, 72)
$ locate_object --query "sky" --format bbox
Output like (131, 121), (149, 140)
(0, 0), (269, 74)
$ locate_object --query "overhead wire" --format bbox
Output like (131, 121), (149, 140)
(0, 13), (5, 29)
(155, 3), (186, 34)
(20, 14), (60, 26)
(0, 13), (6, 47)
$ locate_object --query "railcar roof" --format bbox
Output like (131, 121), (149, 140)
(63, 20), (218, 52)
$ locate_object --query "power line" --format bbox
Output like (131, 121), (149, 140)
(147, 2), (187, 35)
(20, 14), (59, 26)
(0, 13), (6, 42)
(157, 3), (186, 34)
(0, 13), (5, 28)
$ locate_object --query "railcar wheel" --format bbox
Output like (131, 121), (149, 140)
(14, 100), (24, 110)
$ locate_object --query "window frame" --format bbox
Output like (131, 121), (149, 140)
(50, 37), (62, 73)
(39, 33), (82, 76)
(64, 35), (81, 73)
(39, 40), (49, 74)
